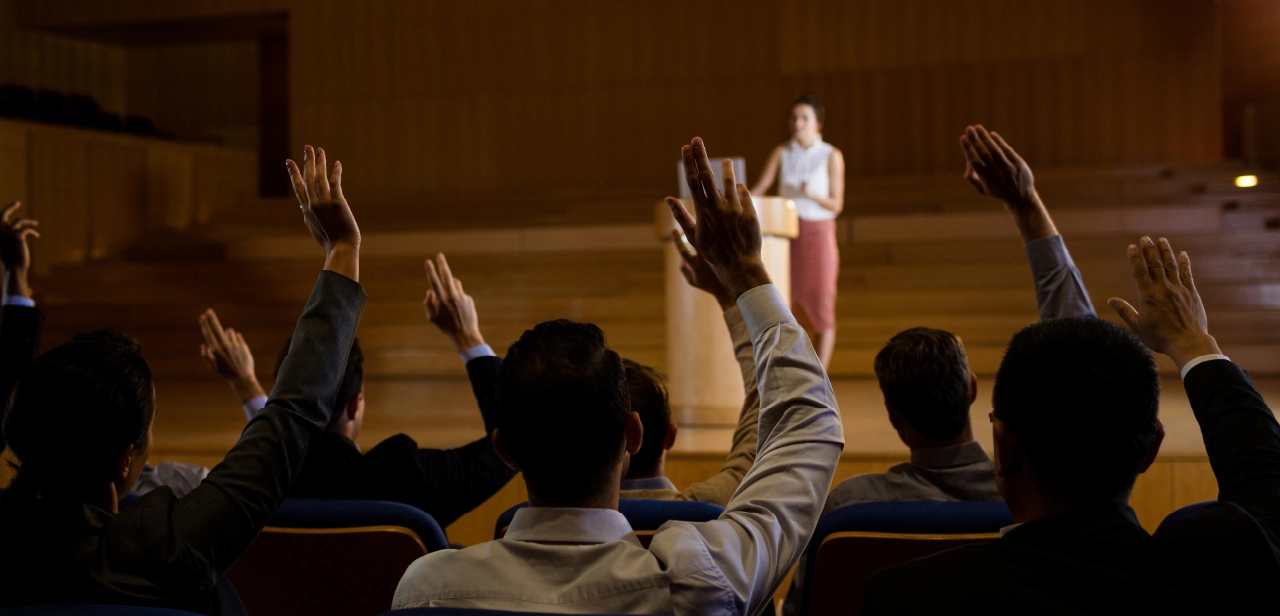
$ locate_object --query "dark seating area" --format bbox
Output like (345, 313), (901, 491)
(0, 83), (167, 137)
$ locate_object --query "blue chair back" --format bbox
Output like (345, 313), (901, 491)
(1156, 500), (1216, 535)
(0, 607), (200, 615)
(226, 499), (448, 616)
(378, 609), (639, 616)
(495, 498), (724, 546)
(798, 501), (1013, 616)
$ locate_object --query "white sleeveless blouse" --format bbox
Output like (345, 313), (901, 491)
(778, 136), (836, 221)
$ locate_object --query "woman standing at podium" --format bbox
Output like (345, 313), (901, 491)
(752, 94), (845, 368)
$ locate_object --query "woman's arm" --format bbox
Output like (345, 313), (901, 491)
(805, 148), (845, 214)
(750, 146), (783, 196)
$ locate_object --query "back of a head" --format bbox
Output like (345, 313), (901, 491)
(72, 329), (144, 355)
(275, 336), (364, 420)
(622, 359), (670, 479)
(993, 317), (1160, 504)
(874, 328), (971, 441)
(498, 319), (630, 505)
(4, 340), (154, 496)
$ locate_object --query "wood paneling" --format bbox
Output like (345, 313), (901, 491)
(0, 0), (127, 113)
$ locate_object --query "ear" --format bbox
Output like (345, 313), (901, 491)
(346, 390), (364, 421)
(663, 423), (679, 451)
(116, 444), (136, 484)
(1138, 419), (1166, 474)
(491, 428), (520, 472)
(992, 420), (1021, 479)
(624, 412), (644, 455)
(969, 372), (979, 405)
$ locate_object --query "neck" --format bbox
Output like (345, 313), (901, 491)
(904, 422), (975, 451)
(796, 135), (818, 148)
(528, 485), (620, 510)
(1005, 480), (1127, 525)
(327, 422), (359, 447)
(624, 455), (665, 481)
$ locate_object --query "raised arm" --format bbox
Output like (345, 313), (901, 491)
(0, 201), (41, 453)
(1110, 237), (1280, 532)
(750, 145), (784, 196)
(198, 309), (268, 421)
(154, 145), (365, 574)
(669, 231), (759, 506)
(662, 138), (844, 615)
(960, 125), (1094, 319)
(424, 252), (502, 433)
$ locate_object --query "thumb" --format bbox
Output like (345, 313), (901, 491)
(1108, 298), (1140, 330)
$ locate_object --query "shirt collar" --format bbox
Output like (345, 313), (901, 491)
(789, 135), (824, 151)
(909, 441), (992, 469)
(619, 476), (678, 492)
(505, 507), (641, 546)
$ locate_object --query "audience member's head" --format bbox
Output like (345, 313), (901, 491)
(496, 319), (640, 506)
(72, 329), (144, 355)
(791, 94), (825, 139)
(275, 336), (365, 438)
(622, 359), (675, 479)
(874, 327), (976, 448)
(992, 317), (1162, 509)
(4, 339), (154, 500)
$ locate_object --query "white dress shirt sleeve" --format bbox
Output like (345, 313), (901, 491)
(460, 343), (497, 363)
(652, 283), (845, 616)
(1180, 354), (1232, 380)
(242, 395), (269, 421)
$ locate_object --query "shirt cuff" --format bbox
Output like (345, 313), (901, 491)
(1180, 354), (1232, 380)
(3, 295), (35, 308)
(243, 395), (269, 421)
(737, 284), (793, 340)
(460, 343), (497, 363)
(1025, 235), (1072, 274)
(722, 304), (745, 330)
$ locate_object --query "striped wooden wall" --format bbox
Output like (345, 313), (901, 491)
(15, 0), (1224, 213)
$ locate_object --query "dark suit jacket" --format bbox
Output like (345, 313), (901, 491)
(0, 303), (43, 452)
(864, 359), (1280, 614)
(289, 355), (516, 527)
(0, 271), (367, 614)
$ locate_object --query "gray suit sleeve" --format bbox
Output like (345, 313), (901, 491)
(1026, 235), (1095, 320)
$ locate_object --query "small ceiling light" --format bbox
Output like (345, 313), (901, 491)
(1236, 175), (1258, 188)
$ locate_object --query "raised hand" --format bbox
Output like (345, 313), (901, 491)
(665, 137), (770, 299)
(0, 201), (39, 298)
(1108, 236), (1221, 369)
(959, 126), (1057, 242)
(671, 230), (734, 309)
(199, 309), (267, 403)
(286, 145), (360, 281)
(424, 253), (486, 353)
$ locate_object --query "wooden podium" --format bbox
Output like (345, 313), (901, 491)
(654, 197), (799, 428)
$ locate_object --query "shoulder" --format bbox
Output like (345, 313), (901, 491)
(827, 146), (844, 161)
(366, 433), (422, 463)
(824, 472), (895, 511)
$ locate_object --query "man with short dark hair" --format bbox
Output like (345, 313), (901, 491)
(863, 234), (1280, 613)
(392, 138), (845, 614)
(200, 253), (516, 527)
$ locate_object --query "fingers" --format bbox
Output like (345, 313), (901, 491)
(2, 201), (20, 223)
(990, 132), (1024, 166)
(679, 261), (697, 286)
(11, 219), (38, 232)
(303, 145), (317, 204)
(18, 229), (39, 242)
(198, 312), (220, 351)
(690, 138), (720, 210)
(199, 344), (217, 369)
(315, 147), (331, 201)
(977, 125), (1013, 170)
(1157, 238), (1179, 283)
(1139, 236), (1166, 283)
(330, 161), (344, 200)
(736, 184), (758, 221)
(425, 258), (448, 301)
(722, 159), (741, 214)
(424, 289), (439, 316)
(1127, 243), (1151, 287)
(666, 197), (697, 240)
(286, 159), (307, 206)
(453, 277), (466, 298)
(1108, 298), (1140, 330)
(681, 146), (703, 203)
(435, 254), (456, 300)
(966, 126), (992, 165)
(1179, 251), (1197, 291)
(671, 229), (694, 259)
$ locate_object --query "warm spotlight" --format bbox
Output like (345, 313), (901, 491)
(1236, 175), (1258, 188)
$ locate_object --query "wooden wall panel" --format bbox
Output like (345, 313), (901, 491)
(0, 0), (127, 113)
(126, 41), (259, 148)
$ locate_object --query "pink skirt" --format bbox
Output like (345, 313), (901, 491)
(790, 219), (839, 332)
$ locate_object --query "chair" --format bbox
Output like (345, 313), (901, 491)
(1156, 500), (1216, 534)
(225, 499), (449, 616)
(495, 498), (724, 547)
(0, 606), (201, 615)
(796, 501), (1013, 616)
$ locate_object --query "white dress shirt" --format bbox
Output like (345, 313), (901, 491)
(391, 283), (844, 614)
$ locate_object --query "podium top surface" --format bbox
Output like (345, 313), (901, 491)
(653, 197), (800, 241)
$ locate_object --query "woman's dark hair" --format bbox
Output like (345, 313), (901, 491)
(792, 94), (826, 126)
(3, 340), (155, 496)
